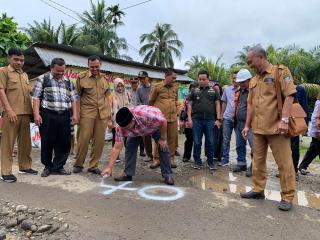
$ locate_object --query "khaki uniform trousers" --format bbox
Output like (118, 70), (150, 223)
(153, 121), (177, 165)
(252, 133), (296, 202)
(74, 116), (107, 169)
(1, 115), (32, 175)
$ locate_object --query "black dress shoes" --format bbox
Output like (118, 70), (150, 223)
(51, 168), (71, 175)
(41, 168), (51, 177)
(114, 174), (132, 181)
(233, 165), (247, 173)
(140, 152), (146, 157)
(240, 190), (265, 199)
(164, 176), (174, 185)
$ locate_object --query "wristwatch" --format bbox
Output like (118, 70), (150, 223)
(281, 117), (289, 124)
(216, 118), (222, 122)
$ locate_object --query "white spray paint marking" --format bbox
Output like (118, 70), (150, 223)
(265, 190), (281, 202)
(99, 181), (185, 201)
(228, 173), (237, 182)
(297, 191), (309, 207)
(137, 185), (185, 201)
(100, 181), (138, 195)
(229, 184), (237, 193)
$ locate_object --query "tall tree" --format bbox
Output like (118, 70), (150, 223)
(79, 0), (130, 59)
(185, 55), (231, 86)
(107, 4), (125, 31)
(25, 19), (59, 44)
(25, 19), (80, 47)
(185, 55), (206, 79)
(59, 22), (81, 46)
(0, 14), (30, 66)
(139, 23), (183, 68)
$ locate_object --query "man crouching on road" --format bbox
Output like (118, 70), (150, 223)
(101, 105), (174, 185)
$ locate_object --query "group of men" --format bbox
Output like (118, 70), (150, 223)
(0, 49), (106, 181)
(102, 45), (301, 211)
(0, 45), (307, 211)
(0, 47), (177, 186)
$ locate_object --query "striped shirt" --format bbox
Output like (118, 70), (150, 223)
(115, 105), (165, 142)
(32, 73), (78, 111)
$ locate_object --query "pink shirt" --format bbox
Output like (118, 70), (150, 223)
(115, 105), (165, 142)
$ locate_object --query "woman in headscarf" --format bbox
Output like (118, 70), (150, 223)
(108, 78), (133, 161)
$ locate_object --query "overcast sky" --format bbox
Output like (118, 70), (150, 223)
(2, 0), (320, 69)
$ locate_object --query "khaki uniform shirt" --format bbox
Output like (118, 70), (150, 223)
(248, 64), (296, 135)
(77, 71), (111, 119)
(149, 82), (178, 122)
(0, 65), (32, 115)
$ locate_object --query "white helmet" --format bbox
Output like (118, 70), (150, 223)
(236, 69), (252, 83)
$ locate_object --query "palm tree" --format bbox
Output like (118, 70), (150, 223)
(80, 0), (109, 28)
(25, 19), (59, 43)
(59, 22), (81, 46)
(79, 0), (129, 58)
(107, 4), (125, 31)
(139, 23), (183, 68)
(25, 19), (81, 47)
(185, 55), (206, 79)
(232, 45), (251, 68)
(1, 13), (11, 20)
(185, 55), (231, 85)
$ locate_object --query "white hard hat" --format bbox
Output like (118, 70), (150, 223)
(236, 69), (252, 83)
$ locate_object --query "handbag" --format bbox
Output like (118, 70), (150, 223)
(179, 110), (188, 121)
(274, 66), (308, 137)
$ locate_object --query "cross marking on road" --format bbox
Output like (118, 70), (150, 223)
(100, 181), (138, 195)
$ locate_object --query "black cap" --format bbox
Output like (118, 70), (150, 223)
(116, 107), (133, 127)
(138, 71), (148, 78)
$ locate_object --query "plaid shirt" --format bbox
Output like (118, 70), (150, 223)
(115, 105), (165, 142)
(32, 73), (78, 111)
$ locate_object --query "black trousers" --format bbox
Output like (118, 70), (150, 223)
(39, 109), (71, 171)
(299, 137), (320, 170)
(183, 128), (193, 160)
(213, 125), (223, 161)
(291, 136), (300, 173)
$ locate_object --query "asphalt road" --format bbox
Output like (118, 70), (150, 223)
(1, 137), (320, 240)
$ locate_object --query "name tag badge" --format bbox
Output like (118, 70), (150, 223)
(264, 77), (274, 84)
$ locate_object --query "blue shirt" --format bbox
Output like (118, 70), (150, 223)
(221, 85), (237, 120)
